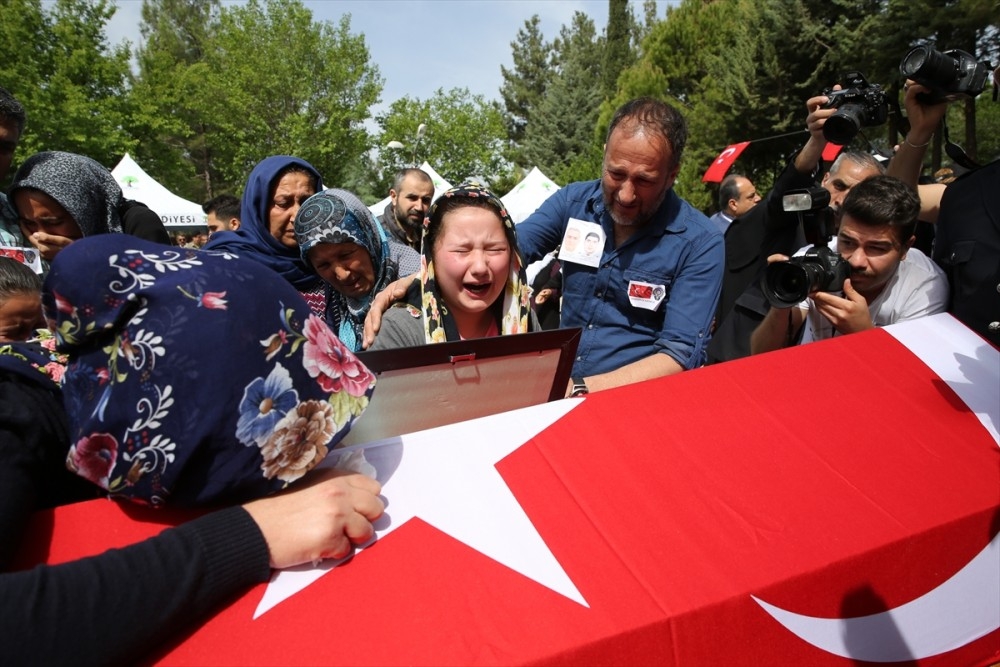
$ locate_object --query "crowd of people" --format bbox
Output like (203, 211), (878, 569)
(0, 61), (997, 662)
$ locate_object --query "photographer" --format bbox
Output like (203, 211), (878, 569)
(887, 65), (1000, 346)
(750, 175), (947, 353)
(708, 87), (884, 363)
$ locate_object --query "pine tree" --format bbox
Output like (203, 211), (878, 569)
(500, 15), (553, 167)
(522, 12), (604, 184)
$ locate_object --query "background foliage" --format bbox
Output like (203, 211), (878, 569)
(2, 0), (996, 210)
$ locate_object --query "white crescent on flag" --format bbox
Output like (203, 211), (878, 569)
(752, 314), (1000, 661)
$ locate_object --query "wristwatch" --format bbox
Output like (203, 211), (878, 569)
(570, 376), (589, 397)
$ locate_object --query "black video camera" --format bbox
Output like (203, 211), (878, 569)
(821, 71), (889, 145)
(761, 187), (851, 309)
(899, 46), (992, 103)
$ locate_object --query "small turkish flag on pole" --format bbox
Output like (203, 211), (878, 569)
(702, 142), (751, 183)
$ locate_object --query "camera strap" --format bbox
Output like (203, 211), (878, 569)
(942, 120), (981, 171)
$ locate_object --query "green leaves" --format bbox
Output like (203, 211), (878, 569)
(1, 0), (133, 178)
(131, 0), (382, 199)
(375, 88), (510, 189)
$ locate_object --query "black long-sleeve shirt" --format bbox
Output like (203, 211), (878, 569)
(0, 374), (271, 666)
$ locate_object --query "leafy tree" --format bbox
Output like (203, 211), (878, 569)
(628, 0), (661, 53)
(602, 0), (634, 100)
(522, 12), (604, 184)
(129, 0), (220, 200)
(130, 0), (382, 199)
(375, 87), (512, 189)
(206, 1), (381, 193)
(0, 0), (133, 176)
(500, 15), (553, 165)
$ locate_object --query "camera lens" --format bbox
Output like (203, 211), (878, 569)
(823, 105), (863, 145)
(762, 262), (818, 309)
(900, 46), (957, 84)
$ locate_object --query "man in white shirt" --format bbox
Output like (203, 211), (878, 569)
(750, 175), (948, 353)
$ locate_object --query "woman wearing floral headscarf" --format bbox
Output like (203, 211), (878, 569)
(203, 155), (326, 315)
(295, 188), (419, 351)
(0, 333), (384, 665)
(369, 181), (535, 349)
(9, 151), (169, 263)
(46, 234), (377, 506)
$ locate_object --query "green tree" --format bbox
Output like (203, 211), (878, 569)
(522, 12), (604, 184)
(376, 88), (512, 189)
(207, 1), (381, 193)
(602, 0), (634, 99)
(0, 0), (133, 176)
(129, 0), (220, 200)
(130, 0), (382, 198)
(500, 15), (553, 165)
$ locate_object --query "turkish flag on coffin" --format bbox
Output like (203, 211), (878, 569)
(14, 314), (1000, 666)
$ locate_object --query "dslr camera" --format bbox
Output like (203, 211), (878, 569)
(761, 246), (851, 309)
(760, 187), (851, 309)
(821, 71), (889, 145)
(899, 46), (992, 103)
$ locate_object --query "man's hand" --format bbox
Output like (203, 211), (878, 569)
(28, 232), (75, 262)
(534, 287), (554, 305)
(810, 278), (873, 335)
(795, 89), (840, 173)
(362, 273), (417, 349)
(804, 90), (839, 142)
(900, 80), (949, 143)
(242, 467), (384, 569)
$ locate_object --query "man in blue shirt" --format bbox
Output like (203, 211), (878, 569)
(516, 97), (724, 395)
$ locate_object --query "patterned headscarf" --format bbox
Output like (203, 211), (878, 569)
(0, 331), (66, 390)
(294, 188), (396, 352)
(10, 151), (125, 236)
(43, 235), (376, 507)
(420, 181), (533, 343)
(203, 155), (323, 290)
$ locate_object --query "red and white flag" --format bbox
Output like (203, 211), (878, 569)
(702, 141), (751, 183)
(17, 314), (1000, 666)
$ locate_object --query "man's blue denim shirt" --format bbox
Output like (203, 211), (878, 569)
(516, 180), (724, 377)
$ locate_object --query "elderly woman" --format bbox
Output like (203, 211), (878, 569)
(295, 188), (419, 351)
(369, 181), (535, 349)
(9, 151), (169, 263)
(203, 155), (326, 315)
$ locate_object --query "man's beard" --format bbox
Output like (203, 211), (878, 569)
(395, 205), (423, 231)
(602, 184), (668, 228)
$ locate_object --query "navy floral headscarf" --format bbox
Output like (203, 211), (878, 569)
(0, 330), (66, 389)
(44, 235), (376, 507)
(295, 188), (396, 352)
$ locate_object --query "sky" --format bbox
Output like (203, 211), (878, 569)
(103, 0), (674, 122)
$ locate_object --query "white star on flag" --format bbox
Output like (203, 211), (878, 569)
(255, 398), (588, 618)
